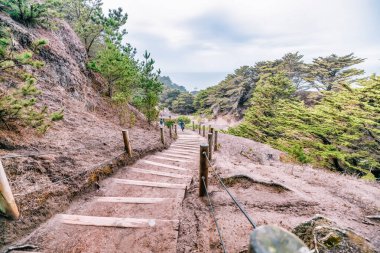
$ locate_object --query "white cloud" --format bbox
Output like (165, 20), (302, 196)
(103, 0), (380, 89)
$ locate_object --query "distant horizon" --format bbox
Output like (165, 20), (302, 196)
(163, 71), (229, 91)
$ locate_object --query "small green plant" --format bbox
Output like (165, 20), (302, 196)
(165, 119), (175, 128)
(50, 109), (64, 121)
(0, 0), (49, 27)
(0, 26), (58, 133)
(287, 144), (311, 164)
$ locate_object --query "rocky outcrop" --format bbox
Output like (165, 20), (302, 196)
(293, 216), (376, 253)
(0, 13), (90, 96)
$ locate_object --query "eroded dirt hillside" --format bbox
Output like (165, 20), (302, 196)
(0, 13), (172, 249)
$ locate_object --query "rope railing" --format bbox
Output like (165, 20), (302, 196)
(201, 176), (227, 253)
(197, 128), (311, 253)
(203, 151), (257, 229)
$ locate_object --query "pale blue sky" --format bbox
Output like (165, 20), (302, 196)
(103, 0), (380, 91)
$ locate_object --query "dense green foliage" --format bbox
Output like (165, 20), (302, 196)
(194, 52), (365, 119)
(0, 25), (62, 132)
(194, 65), (256, 117)
(159, 76), (190, 113)
(132, 51), (163, 124)
(54, 0), (128, 55)
(0, 0), (60, 27)
(176, 115), (191, 124)
(171, 92), (195, 115)
(228, 73), (380, 179)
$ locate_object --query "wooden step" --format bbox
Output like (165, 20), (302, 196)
(94, 197), (171, 204)
(114, 179), (187, 189)
(128, 167), (191, 179)
(159, 153), (194, 159)
(141, 160), (188, 171)
(171, 145), (198, 149)
(167, 150), (198, 155)
(58, 214), (178, 228)
(151, 156), (190, 163)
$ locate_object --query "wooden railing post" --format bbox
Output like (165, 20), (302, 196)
(198, 123), (201, 135)
(169, 125), (172, 138)
(214, 130), (218, 151)
(202, 125), (206, 137)
(192, 121), (195, 131)
(208, 124), (211, 133)
(0, 160), (20, 220)
(160, 127), (165, 144)
(199, 144), (209, 197)
(122, 130), (133, 157)
(174, 124), (177, 136)
(208, 133), (213, 160)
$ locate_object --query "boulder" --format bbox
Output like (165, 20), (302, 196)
(293, 215), (376, 253)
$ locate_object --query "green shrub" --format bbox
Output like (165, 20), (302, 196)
(50, 109), (64, 121)
(176, 115), (191, 124)
(0, 0), (49, 26)
(165, 119), (175, 128)
(287, 144), (311, 164)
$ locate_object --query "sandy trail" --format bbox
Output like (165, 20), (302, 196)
(11, 131), (205, 253)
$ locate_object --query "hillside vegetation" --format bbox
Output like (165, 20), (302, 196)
(208, 53), (379, 179)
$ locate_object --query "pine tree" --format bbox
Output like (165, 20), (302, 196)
(304, 53), (364, 91)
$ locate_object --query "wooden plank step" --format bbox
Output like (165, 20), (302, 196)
(58, 214), (178, 228)
(114, 179), (187, 189)
(159, 153), (194, 159)
(170, 147), (198, 151)
(94, 197), (171, 204)
(141, 160), (188, 171)
(171, 145), (198, 148)
(167, 150), (198, 155)
(128, 167), (191, 179)
(151, 156), (190, 163)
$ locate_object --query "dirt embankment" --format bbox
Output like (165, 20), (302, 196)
(0, 13), (173, 249)
(177, 133), (379, 252)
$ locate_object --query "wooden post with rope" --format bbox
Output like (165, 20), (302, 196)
(122, 130), (133, 157)
(192, 121), (195, 131)
(214, 130), (218, 151)
(202, 125), (206, 137)
(174, 124), (177, 137)
(160, 127), (165, 145)
(208, 133), (213, 160)
(199, 144), (209, 197)
(199, 123), (201, 135)
(169, 125), (172, 138)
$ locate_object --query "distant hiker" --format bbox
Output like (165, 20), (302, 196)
(159, 118), (164, 127)
(179, 120), (185, 132)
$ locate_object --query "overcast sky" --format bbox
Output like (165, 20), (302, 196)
(103, 0), (380, 91)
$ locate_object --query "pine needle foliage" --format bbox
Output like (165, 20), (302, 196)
(228, 74), (380, 180)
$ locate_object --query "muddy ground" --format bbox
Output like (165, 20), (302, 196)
(176, 133), (380, 252)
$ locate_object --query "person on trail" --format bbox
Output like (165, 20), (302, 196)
(179, 120), (185, 132)
(159, 118), (164, 127)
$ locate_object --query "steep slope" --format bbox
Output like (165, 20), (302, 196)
(0, 13), (172, 249)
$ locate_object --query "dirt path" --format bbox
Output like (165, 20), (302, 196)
(10, 131), (205, 253)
